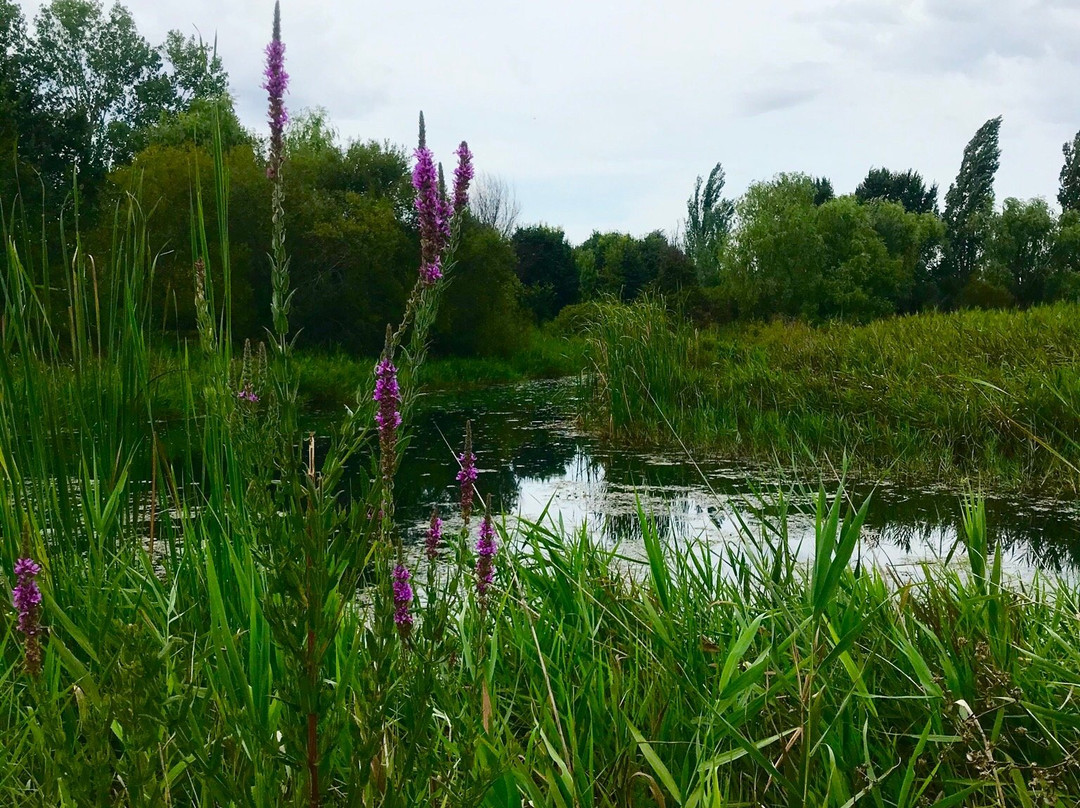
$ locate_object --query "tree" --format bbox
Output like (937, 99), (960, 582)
(1059, 131), (1080, 212)
(940, 116), (1002, 305)
(683, 162), (734, 281)
(723, 175), (937, 321)
(470, 173), (520, 238)
(102, 142), (267, 338)
(20, 0), (230, 199)
(812, 176), (835, 206)
(512, 225), (579, 321)
(855, 167), (938, 214)
(986, 198), (1057, 306)
(723, 173), (823, 318)
(864, 199), (945, 311)
(434, 218), (529, 356)
(0, 0), (32, 206)
(161, 30), (227, 107)
(575, 231), (688, 300)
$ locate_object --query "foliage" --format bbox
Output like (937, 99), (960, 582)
(721, 175), (941, 321)
(683, 162), (734, 281)
(1059, 130), (1080, 212)
(511, 224), (579, 321)
(940, 116), (1002, 304)
(101, 142), (266, 337)
(576, 229), (693, 300)
(433, 217), (530, 356)
(985, 197), (1058, 306)
(855, 166), (938, 214)
(583, 297), (1080, 491)
(811, 175), (834, 206)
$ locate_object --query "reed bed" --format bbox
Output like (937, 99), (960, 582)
(582, 298), (1080, 493)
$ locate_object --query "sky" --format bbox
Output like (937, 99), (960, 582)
(18, 0), (1080, 243)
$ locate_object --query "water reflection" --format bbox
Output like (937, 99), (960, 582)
(316, 380), (1080, 575)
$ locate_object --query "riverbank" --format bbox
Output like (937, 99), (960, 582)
(4, 494), (1079, 804)
(145, 330), (585, 413)
(582, 299), (1080, 494)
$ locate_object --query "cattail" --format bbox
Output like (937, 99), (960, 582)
(452, 141), (474, 216)
(426, 508), (443, 562)
(12, 557), (42, 676)
(392, 564), (414, 636)
(475, 513), (497, 600)
(456, 422), (478, 524)
(263, 1), (289, 180)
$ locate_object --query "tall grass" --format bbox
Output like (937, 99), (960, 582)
(582, 297), (1080, 493)
(1, 117), (1079, 808)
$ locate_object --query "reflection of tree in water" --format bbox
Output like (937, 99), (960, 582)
(391, 382), (581, 524)
(314, 379), (1080, 574)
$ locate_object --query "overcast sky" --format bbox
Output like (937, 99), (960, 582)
(19, 0), (1080, 242)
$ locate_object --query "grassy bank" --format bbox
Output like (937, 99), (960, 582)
(143, 330), (584, 415)
(583, 299), (1080, 493)
(2, 227), (1079, 804)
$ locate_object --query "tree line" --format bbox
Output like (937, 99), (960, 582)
(683, 117), (1080, 323)
(3, 0), (1079, 359)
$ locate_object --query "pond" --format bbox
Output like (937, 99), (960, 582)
(331, 379), (1080, 575)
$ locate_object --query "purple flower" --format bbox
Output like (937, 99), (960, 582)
(426, 508), (443, 562)
(373, 357), (401, 480)
(452, 141), (474, 216)
(12, 557), (42, 676)
(263, 2), (289, 180)
(420, 256), (443, 286)
(475, 514), (497, 599)
(236, 385), (259, 404)
(413, 145), (445, 272)
(392, 563), (414, 636)
(456, 422), (478, 523)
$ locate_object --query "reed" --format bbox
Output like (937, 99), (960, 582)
(582, 297), (1080, 493)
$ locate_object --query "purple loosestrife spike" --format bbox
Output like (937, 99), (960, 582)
(413, 143), (445, 271)
(453, 141), (474, 216)
(456, 422), (478, 524)
(373, 357), (402, 481)
(12, 557), (42, 676)
(263, 2), (289, 180)
(420, 256), (442, 286)
(426, 508), (443, 562)
(475, 514), (497, 599)
(392, 564), (414, 636)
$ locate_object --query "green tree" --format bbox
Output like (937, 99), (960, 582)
(576, 230), (688, 300)
(812, 176), (835, 206)
(22, 0), (229, 199)
(940, 116), (1002, 305)
(855, 167), (938, 214)
(723, 173), (823, 317)
(434, 218), (529, 356)
(1059, 131), (1080, 212)
(684, 162), (734, 281)
(512, 225), (579, 321)
(724, 176), (935, 321)
(864, 199), (945, 311)
(986, 198), (1057, 306)
(0, 0), (31, 207)
(283, 117), (417, 352)
(102, 142), (266, 338)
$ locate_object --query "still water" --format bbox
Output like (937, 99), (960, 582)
(349, 379), (1080, 575)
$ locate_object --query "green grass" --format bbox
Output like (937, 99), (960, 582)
(582, 298), (1080, 493)
(2, 145), (1079, 808)
(141, 329), (585, 415)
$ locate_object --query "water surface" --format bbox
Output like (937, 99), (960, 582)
(344, 380), (1080, 575)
